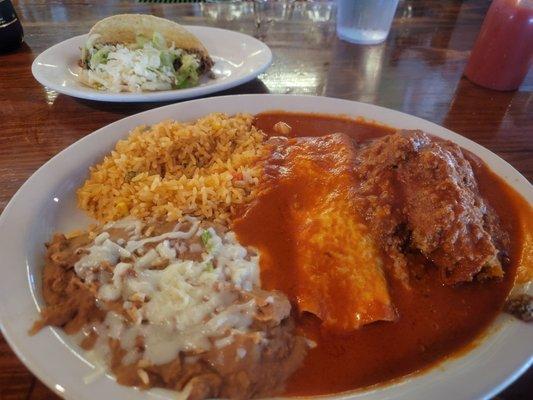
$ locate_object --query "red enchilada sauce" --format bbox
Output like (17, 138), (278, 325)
(233, 112), (532, 396)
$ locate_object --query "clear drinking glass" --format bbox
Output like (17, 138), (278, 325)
(336, 0), (399, 45)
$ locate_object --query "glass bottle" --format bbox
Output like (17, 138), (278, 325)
(0, 0), (24, 53)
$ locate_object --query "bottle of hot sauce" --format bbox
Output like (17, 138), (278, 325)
(464, 0), (533, 91)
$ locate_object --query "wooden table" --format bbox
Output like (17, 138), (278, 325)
(1, 1), (531, 399)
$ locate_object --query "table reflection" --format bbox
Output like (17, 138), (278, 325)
(325, 40), (385, 103)
(44, 88), (59, 106)
(13, 0), (531, 130)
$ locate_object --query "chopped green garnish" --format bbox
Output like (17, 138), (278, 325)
(201, 230), (212, 247)
(204, 261), (214, 272)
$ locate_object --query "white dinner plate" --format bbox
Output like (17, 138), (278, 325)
(31, 26), (272, 102)
(0, 95), (531, 400)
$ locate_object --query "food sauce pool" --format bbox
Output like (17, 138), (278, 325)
(233, 112), (531, 396)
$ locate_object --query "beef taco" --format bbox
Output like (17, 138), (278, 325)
(79, 14), (214, 92)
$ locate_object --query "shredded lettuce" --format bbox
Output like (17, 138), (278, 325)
(81, 31), (203, 92)
(89, 47), (110, 69)
(174, 53), (200, 88)
(82, 34), (102, 67)
(160, 51), (176, 68)
(151, 32), (167, 50)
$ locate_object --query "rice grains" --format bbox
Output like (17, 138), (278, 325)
(77, 113), (266, 224)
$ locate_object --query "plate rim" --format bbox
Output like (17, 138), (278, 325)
(31, 26), (273, 103)
(0, 94), (531, 400)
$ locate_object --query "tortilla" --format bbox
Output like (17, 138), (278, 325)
(88, 14), (212, 65)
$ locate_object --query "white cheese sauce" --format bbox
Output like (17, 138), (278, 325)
(74, 217), (261, 367)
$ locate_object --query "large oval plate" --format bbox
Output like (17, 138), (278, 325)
(31, 27), (272, 102)
(0, 95), (531, 400)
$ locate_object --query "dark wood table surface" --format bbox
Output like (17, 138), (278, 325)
(1, 0), (531, 399)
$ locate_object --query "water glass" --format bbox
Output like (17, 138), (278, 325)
(336, 0), (399, 45)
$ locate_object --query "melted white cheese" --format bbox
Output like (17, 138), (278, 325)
(73, 217), (261, 366)
(74, 232), (131, 282)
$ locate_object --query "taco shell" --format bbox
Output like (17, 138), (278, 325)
(88, 14), (211, 63)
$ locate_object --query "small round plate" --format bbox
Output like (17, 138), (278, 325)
(0, 95), (531, 400)
(31, 26), (272, 102)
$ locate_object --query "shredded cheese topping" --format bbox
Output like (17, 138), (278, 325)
(74, 217), (261, 366)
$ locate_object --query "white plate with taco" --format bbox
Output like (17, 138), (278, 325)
(31, 14), (272, 102)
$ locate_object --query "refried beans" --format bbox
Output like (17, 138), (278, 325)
(32, 217), (308, 400)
